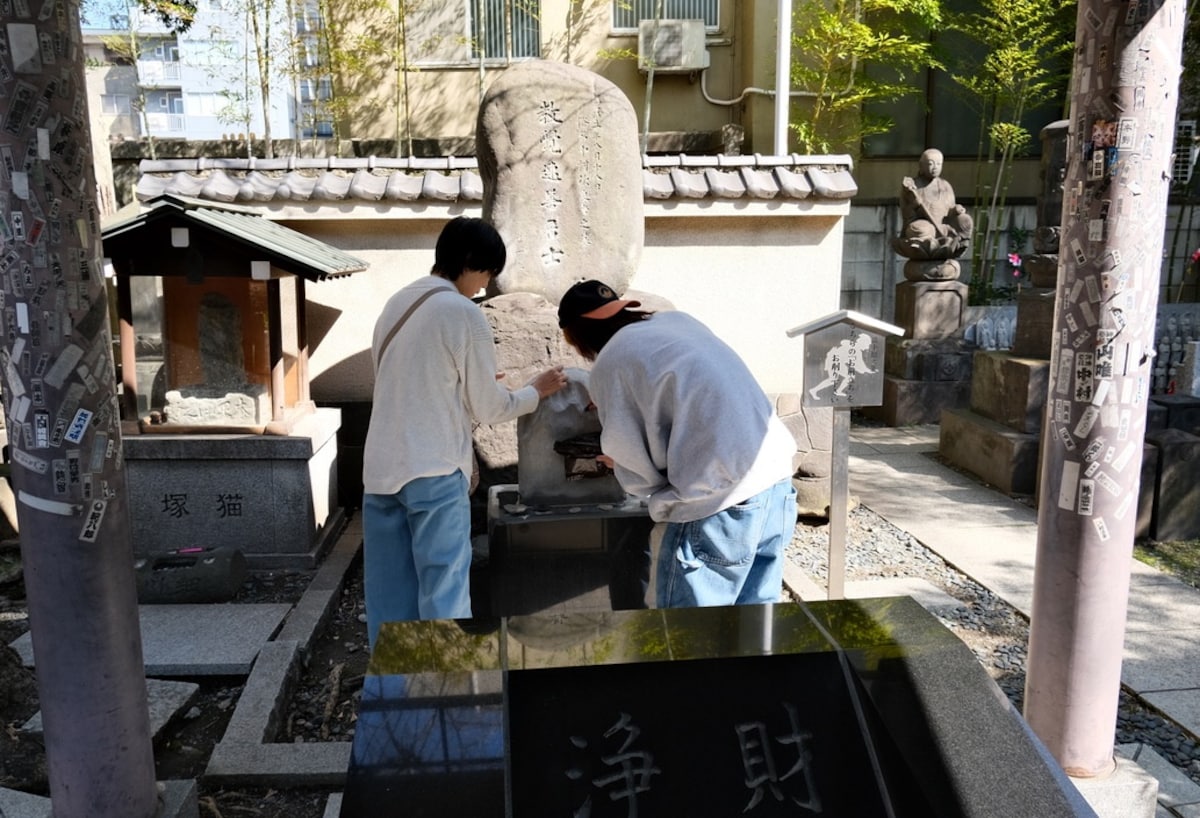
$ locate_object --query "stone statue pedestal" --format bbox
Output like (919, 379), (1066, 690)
(863, 280), (972, 426)
(123, 408), (344, 569)
(894, 280), (968, 340)
(902, 258), (961, 282)
(938, 121), (1067, 499)
(1011, 288), (1057, 359)
(939, 350), (1049, 496)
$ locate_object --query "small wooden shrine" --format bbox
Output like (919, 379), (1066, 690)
(101, 194), (369, 567)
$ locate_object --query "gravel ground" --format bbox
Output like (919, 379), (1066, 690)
(788, 504), (1200, 784)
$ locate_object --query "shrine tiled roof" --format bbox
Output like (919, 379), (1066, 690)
(133, 154), (858, 205)
(104, 194), (369, 280)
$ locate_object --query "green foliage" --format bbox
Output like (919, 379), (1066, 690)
(789, 0), (944, 156)
(138, 0), (196, 32)
(1135, 539), (1200, 590)
(945, 0), (1075, 304)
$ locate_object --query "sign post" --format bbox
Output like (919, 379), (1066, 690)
(788, 311), (903, 599)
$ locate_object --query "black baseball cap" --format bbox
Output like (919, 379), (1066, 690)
(558, 280), (641, 327)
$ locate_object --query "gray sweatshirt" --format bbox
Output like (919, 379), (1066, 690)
(588, 310), (795, 523)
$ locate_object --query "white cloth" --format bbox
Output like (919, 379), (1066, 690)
(587, 310), (795, 523)
(363, 275), (538, 495)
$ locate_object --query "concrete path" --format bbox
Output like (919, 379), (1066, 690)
(845, 423), (1200, 818)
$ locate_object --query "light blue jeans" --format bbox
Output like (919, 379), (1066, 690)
(362, 470), (472, 649)
(657, 478), (796, 608)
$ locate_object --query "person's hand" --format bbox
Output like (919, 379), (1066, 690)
(532, 365), (569, 398)
(597, 454), (615, 468)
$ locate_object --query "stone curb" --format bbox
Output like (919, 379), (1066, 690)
(205, 522), (362, 787)
(0, 779), (198, 818)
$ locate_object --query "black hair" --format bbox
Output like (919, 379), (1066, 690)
(561, 309), (653, 362)
(432, 216), (507, 281)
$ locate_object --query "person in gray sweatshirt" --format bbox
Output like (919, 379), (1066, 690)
(557, 279), (796, 608)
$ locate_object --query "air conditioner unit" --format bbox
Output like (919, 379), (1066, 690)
(637, 19), (709, 74)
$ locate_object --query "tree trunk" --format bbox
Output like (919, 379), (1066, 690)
(0, 3), (157, 814)
(1024, 0), (1186, 777)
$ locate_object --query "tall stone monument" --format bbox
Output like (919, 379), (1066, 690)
(477, 60), (644, 303)
(470, 61), (646, 487)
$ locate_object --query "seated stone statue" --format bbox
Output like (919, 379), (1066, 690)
(893, 148), (973, 261)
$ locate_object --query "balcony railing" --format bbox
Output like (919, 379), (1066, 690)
(136, 60), (182, 85)
(144, 112), (186, 134)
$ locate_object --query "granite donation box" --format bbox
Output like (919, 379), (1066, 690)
(340, 598), (1096, 817)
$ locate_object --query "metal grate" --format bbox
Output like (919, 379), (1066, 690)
(471, 0), (540, 61)
(1174, 120), (1197, 186)
(612, 0), (718, 31)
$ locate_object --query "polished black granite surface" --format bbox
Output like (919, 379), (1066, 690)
(341, 599), (1097, 817)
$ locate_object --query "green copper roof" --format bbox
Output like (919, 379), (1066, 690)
(103, 193), (369, 281)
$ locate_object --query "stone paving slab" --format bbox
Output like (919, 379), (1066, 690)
(1122, 629), (1200, 693)
(1140, 691), (1200, 742)
(901, 527), (1038, 616)
(1117, 743), (1200, 810)
(1125, 573), (1200, 633)
(783, 563), (963, 615)
(844, 577), (963, 613)
(8, 603), (292, 676)
(22, 678), (198, 738)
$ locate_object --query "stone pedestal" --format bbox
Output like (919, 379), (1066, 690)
(1011, 288), (1057, 359)
(1145, 428), (1200, 541)
(939, 351), (1050, 496)
(868, 280), (972, 426)
(895, 280), (969, 340)
(124, 407), (343, 569)
(1150, 393), (1200, 435)
(862, 338), (972, 426)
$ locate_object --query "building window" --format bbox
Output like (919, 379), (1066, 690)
(405, 1), (539, 65)
(470, 0), (539, 61)
(862, 65), (1061, 159)
(301, 119), (334, 138)
(611, 0), (718, 32)
(299, 78), (333, 102)
(100, 94), (131, 115)
(1174, 120), (1197, 187)
(187, 92), (224, 116)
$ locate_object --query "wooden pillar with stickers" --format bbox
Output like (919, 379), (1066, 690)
(1023, 0), (1186, 783)
(0, 4), (159, 817)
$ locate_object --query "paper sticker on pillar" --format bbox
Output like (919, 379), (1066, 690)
(78, 499), (107, 543)
(787, 311), (903, 409)
(64, 407), (92, 444)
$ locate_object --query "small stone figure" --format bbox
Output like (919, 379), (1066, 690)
(892, 148), (974, 281)
(977, 316), (996, 350)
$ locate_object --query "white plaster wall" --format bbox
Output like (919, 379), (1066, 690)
(289, 203), (845, 403)
(635, 211), (845, 395)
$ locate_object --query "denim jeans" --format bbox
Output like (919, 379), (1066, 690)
(362, 470), (472, 649)
(656, 478), (797, 608)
